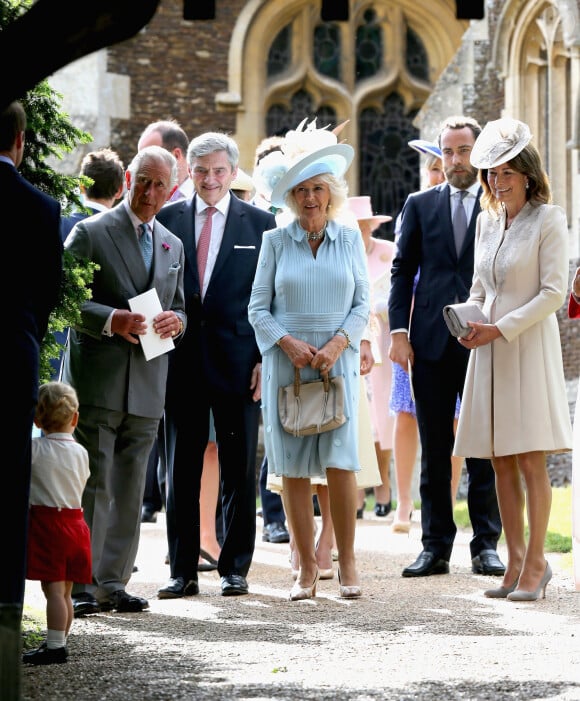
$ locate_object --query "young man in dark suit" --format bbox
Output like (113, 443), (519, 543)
(60, 147), (125, 241)
(157, 131), (276, 598)
(0, 100), (62, 691)
(62, 145), (186, 615)
(388, 115), (504, 578)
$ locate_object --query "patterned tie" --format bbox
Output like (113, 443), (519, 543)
(453, 191), (468, 255)
(139, 222), (153, 272)
(197, 206), (217, 285)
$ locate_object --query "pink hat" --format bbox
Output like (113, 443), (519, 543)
(346, 196), (392, 224)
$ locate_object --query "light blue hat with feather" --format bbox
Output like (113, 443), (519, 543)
(263, 118), (354, 208)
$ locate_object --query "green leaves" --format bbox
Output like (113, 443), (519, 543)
(39, 252), (99, 384)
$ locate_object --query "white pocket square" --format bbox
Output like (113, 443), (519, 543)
(234, 245), (256, 249)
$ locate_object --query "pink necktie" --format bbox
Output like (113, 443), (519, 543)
(197, 206), (217, 285)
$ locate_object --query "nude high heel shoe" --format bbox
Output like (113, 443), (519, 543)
(289, 570), (319, 601)
(338, 570), (362, 599)
(391, 510), (413, 534)
(484, 578), (518, 598)
(507, 562), (552, 602)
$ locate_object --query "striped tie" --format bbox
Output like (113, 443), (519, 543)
(197, 206), (216, 286)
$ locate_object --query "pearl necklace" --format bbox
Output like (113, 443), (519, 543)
(305, 223), (326, 241)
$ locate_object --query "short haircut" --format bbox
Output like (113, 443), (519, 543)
(139, 120), (189, 155)
(35, 381), (79, 433)
(127, 145), (178, 190)
(0, 100), (26, 151)
(437, 115), (482, 146)
(80, 148), (125, 200)
(187, 132), (239, 170)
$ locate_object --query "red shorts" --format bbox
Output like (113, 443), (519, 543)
(26, 505), (92, 584)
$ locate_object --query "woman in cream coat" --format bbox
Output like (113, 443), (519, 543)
(453, 118), (572, 602)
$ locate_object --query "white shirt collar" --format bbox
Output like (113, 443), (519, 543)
(449, 182), (480, 198)
(123, 199), (154, 231)
(195, 191), (231, 217)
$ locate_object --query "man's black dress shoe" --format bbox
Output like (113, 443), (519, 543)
(99, 590), (149, 612)
(262, 522), (290, 543)
(72, 592), (100, 617)
(141, 505), (158, 523)
(158, 577), (200, 599)
(402, 551), (450, 578)
(22, 644), (67, 665)
(221, 574), (249, 596)
(471, 549), (506, 576)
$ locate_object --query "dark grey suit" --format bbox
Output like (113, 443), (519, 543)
(62, 202), (185, 599)
(388, 182), (501, 561)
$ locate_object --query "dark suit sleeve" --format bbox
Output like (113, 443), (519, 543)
(388, 193), (420, 331)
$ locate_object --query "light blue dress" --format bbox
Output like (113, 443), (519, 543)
(249, 219), (370, 479)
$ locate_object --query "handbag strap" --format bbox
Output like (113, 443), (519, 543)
(293, 367), (330, 396)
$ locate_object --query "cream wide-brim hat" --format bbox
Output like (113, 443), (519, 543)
(470, 118), (532, 169)
(230, 167), (255, 194)
(345, 196), (392, 226)
(408, 139), (442, 159)
(270, 143), (354, 208)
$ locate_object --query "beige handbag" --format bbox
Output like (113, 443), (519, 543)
(442, 302), (487, 338)
(278, 367), (346, 437)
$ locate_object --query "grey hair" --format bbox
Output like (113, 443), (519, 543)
(127, 145), (178, 189)
(187, 132), (239, 170)
(284, 173), (348, 220)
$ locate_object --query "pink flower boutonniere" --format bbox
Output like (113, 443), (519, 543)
(162, 242), (171, 251)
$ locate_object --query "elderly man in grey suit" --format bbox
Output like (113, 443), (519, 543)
(62, 145), (186, 615)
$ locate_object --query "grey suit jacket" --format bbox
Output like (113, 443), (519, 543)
(61, 203), (186, 418)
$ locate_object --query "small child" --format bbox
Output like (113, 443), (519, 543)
(22, 381), (92, 665)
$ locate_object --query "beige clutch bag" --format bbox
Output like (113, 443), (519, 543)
(442, 302), (487, 338)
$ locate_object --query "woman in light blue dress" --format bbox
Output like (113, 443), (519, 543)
(249, 126), (370, 601)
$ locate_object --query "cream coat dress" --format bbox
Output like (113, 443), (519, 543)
(454, 202), (573, 458)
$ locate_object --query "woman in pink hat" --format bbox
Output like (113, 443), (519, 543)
(345, 196), (396, 518)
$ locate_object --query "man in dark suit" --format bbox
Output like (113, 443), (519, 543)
(157, 131), (276, 598)
(0, 100), (62, 691)
(61, 145), (186, 615)
(388, 115), (504, 578)
(60, 147), (125, 241)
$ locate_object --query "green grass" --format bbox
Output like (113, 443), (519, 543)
(449, 485), (572, 553)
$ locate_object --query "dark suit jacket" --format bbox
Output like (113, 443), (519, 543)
(61, 203), (186, 419)
(157, 193), (276, 400)
(388, 182), (481, 362)
(3, 161), (63, 402)
(60, 206), (99, 242)
(3, 159), (61, 606)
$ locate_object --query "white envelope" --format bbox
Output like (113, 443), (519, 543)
(128, 288), (174, 361)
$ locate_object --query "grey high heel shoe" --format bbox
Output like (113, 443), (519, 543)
(484, 578), (518, 598)
(507, 562), (552, 602)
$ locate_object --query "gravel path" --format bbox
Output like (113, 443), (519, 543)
(22, 513), (580, 700)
